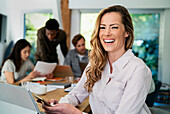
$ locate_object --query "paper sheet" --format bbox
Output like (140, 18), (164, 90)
(34, 61), (57, 75)
(21, 82), (57, 92)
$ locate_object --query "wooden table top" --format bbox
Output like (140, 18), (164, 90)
(14, 80), (90, 113)
(36, 88), (90, 113)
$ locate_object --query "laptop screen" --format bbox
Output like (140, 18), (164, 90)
(0, 83), (40, 114)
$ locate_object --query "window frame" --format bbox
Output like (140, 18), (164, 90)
(23, 9), (53, 38)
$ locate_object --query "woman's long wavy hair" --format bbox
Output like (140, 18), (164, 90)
(84, 5), (134, 92)
(1, 39), (31, 72)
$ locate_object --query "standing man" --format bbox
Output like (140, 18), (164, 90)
(64, 34), (89, 81)
(35, 19), (68, 64)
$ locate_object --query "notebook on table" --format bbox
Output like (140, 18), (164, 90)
(0, 83), (41, 114)
(47, 82), (71, 89)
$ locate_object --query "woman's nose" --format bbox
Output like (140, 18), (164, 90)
(26, 52), (30, 57)
(105, 27), (111, 35)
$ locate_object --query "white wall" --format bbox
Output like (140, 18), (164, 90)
(0, 0), (65, 65)
(0, 0), (8, 65)
(6, 0), (61, 42)
(69, 0), (170, 84)
(69, 0), (170, 9)
(161, 9), (170, 84)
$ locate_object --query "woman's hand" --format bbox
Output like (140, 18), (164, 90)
(42, 100), (82, 114)
(45, 73), (53, 79)
(27, 70), (40, 79)
(40, 73), (53, 79)
(19, 70), (40, 83)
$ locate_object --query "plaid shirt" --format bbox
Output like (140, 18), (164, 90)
(64, 49), (89, 78)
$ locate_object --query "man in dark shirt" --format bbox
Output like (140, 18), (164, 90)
(35, 19), (68, 64)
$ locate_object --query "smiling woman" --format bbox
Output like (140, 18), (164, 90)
(42, 5), (153, 114)
(99, 12), (129, 59)
(81, 12), (160, 81)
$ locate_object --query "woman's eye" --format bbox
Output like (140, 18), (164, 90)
(112, 27), (118, 29)
(99, 27), (105, 29)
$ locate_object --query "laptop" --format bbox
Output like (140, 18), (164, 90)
(0, 83), (42, 114)
(53, 65), (74, 77)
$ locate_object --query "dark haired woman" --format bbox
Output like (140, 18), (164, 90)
(0, 39), (41, 84)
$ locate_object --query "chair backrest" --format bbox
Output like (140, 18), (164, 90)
(0, 41), (14, 77)
(3, 40), (14, 60)
(79, 62), (88, 73)
(53, 65), (74, 77)
(145, 80), (162, 107)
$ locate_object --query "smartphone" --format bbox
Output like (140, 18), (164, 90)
(33, 94), (51, 106)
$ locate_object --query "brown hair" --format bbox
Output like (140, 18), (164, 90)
(72, 34), (85, 47)
(84, 5), (134, 92)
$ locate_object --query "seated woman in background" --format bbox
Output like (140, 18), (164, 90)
(0, 39), (53, 84)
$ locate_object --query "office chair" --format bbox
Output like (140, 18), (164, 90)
(145, 80), (162, 107)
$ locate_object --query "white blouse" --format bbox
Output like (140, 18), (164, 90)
(1, 59), (34, 82)
(59, 49), (152, 114)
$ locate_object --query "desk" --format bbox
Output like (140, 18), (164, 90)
(36, 87), (90, 113)
(14, 81), (90, 113)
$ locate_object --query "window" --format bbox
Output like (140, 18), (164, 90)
(131, 14), (160, 80)
(80, 11), (160, 80)
(24, 13), (53, 64)
(80, 13), (98, 49)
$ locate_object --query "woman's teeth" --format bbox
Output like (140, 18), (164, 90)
(104, 39), (115, 43)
